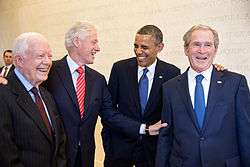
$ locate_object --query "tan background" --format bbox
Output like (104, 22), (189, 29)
(0, 0), (250, 166)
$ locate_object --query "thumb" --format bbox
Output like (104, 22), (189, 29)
(161, 123), (168, 127)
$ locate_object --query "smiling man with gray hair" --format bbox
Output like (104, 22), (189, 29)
(0, 32), (67, 167)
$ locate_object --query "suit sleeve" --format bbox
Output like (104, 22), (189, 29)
(0, 88), (24, 167)
(155, 84), (173, 167)
(99, 73), (141, 139)
(236, 76), (250, 167)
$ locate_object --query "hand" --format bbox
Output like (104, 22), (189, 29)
(148, 121), (168, 135)
(214, 64), (226, 71)
(0, 76), (8, 85)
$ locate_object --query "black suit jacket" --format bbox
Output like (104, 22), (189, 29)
(156, 67), (250, 167)
(0, 72), (67, 167)
(45, 56), (141, 167)
(0, 64), (15, 77)
(102, 57), (180, 165)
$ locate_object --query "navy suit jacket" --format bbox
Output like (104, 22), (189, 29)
(156, 67), (250, 167)
(45, 56), (141, 167)
(102, 57), (180, 165)
(0, 72), (67, 167)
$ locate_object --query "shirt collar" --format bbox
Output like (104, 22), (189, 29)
(188, 65), (213, 81)
(138, 59), (157, 76)
(14, 68), (34, 91)
(6, 64), (13, 68)
(66, 55), (84, 74)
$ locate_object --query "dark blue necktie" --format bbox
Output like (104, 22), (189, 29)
(139, 68), (149, 114)
(194, 74), (205, 128)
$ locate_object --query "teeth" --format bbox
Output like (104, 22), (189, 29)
(138, 56), (146, 60)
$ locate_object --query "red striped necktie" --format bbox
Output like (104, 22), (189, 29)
(76, 66), (85, 119)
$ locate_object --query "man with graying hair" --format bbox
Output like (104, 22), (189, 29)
(156, 24), (250, 167)
(44, 22), (167, 167)
(0, 32), (67, 167)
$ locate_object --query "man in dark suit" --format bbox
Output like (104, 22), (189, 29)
(0, 32), (67, 167)
(102, 25), (180, 167)
(156, 25), (250, 167)
(0, 49), (15, 78)
(44, 22), (166, 167)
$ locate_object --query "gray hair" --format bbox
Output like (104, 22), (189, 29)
(13, 32), (47, 57)
(183, 24), (219, 49)
(64, 21), (95, 50)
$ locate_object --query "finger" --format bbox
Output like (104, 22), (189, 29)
(161, 123), (168, 127)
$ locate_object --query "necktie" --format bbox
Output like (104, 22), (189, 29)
(3, 66), (8, 77)
(194, 74), (205, 128)
(139, 68), (149, 114)
(31, 87), (52, 136)
(76, 66), (85, 119)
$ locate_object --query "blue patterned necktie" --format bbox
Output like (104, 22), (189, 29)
(139, 68), (149, 114)
(194, 74), (205, 128)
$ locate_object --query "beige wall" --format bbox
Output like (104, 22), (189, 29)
(0, 0), (250, 166)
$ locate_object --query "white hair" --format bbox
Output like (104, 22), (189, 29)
(12, 32), (47, 57)
(64, 21), (96, 50)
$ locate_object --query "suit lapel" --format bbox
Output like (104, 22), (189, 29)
(9, 74), (53, 142)
(83, 66), (95, 121)
(127, 60), (142, 117)
(144, 60), (164, 114)
(177, 70), (201, 132)
(55, 57), (79, 111)
(201, 67), (225, 133)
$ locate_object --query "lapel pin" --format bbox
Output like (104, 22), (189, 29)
(217, 80), (222, 84)
(159, 75), (163, 79)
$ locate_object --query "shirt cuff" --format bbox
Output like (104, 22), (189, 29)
(139, 124), (146, 134)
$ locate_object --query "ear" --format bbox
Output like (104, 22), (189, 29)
(157, 43), (164, 53)
(184, 46), (189, 57)
(15, 55), (24, 67)
(72, 37), (80, 48)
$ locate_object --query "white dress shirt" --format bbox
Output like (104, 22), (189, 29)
(137, 59), (157, 99)
(66, 55), (85, 90)
(0, 64), (13, 77)
(138, 59), (157, 134)
(188, 65), (213, 108)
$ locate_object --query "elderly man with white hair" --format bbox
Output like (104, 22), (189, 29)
(0, 32), (67, 167)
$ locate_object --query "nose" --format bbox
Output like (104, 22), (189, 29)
(95, 44), (100, 52)
(135, 47), (143, 55)
(198, 45), (207, 54)
(43, 54), (52, 65)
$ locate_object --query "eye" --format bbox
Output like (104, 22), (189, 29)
(134, 44), (138, 49)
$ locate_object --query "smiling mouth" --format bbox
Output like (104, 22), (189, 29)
(137, 56), (147, 61)
(37, 68), (50, 73)
(196, 56), (207, 60)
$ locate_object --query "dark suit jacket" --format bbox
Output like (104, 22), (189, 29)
(45, 56), (141, 167)
(0, 64), (15, 77)
(156, 67), (250, 167)
(102, 57), (180, 165)
(0, 72), (67, 167)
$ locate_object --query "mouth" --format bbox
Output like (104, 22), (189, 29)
(137, 56), (147, 61)
(195, 55), (208, 61)
(37, 68), (50, 74)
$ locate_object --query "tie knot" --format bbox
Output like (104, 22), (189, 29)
(4, 66), (8, 70)
(31, 87), (39, 96)
(196, 74), (204, 83)
(77, 66), (84, 74)
(142, 68), (148, 76)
